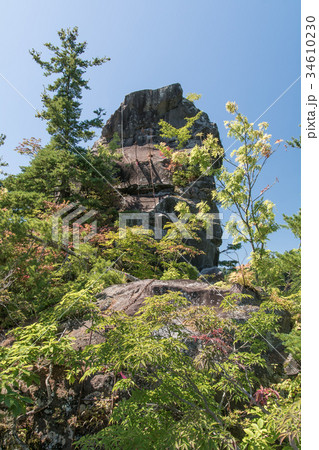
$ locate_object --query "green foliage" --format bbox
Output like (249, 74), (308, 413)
(101, 223), (200, 280)
(108, 132), (121, 151)
(278, 328), (301, 361)
(0, 206), (123, 328)
(242, 377), (301, 449)
(0, 75), (301, 448)
(251, 210), (301, 292)
(242, 418), (278, 449)
(3, 145), (76, 206)
(1, 28), (118, 218)
(1, 143), (119, 218)
(186, 93), (202, 102)
(74, 290), (296, 449)
(158, 111), (202, 149)
(0, 203), (199, 328)
(155, 93), (222, 185)
(282, 208), (301, 242)
(30, 26), (109, 153)
(160, 262), (198, 280)
(213, 102), (279, 258)
(0, 208), (301, 448)
(156, 133), (223, 186)
(286, 135), (301, 149)
(0, 322), (78, 417)
(75, 293), (233, 447)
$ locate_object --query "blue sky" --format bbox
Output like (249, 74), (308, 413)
(0, 0), (300, 258)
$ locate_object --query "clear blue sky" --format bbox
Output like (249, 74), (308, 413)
(0, 0), (300, 259)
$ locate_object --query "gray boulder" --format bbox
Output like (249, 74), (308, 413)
(200, 266), (224, 282)
(95, 83), (221, 149)
(96, 279), (259, 319)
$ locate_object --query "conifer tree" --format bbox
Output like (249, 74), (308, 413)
(30, 27), (110, 153)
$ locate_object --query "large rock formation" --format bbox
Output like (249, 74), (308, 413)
(95, 83), (220, 149)
(94, 84), (223, 271)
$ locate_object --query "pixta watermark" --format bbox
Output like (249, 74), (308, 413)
(118, 212), (239, 241)
(52, 204), (97, 249)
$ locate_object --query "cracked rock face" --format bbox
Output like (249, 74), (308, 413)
(95, 83), (220, 148)
(94, 84), (223, 270)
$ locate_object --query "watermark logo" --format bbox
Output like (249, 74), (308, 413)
(118, 212), (229, 240)
(52, 203), (97, 249)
